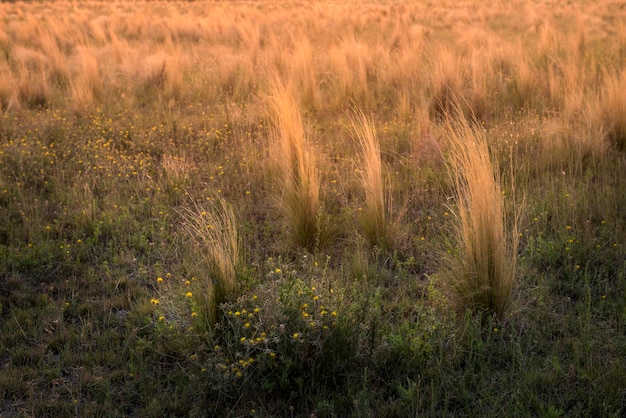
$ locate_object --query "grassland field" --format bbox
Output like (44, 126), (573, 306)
(1, 0), (626, 416)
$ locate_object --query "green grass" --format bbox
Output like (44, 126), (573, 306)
(1, 1), (626, 417)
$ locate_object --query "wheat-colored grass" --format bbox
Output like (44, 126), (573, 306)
(598, 69), (626, 150)
(348, 107), (395, 250)
(444, 111), (518, 319)
(429, 46), (464, 117)
(289, 36), (318, 110)
(178, 197), (241, 324)
(267, 79), (321, 251)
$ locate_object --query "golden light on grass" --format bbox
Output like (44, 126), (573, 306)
(348, 107), (395, 250)
(267, 79), (321, 251)
(598, 69), (626, 150)
(444, 111), (518, 319)
(178, 197), (241, 324)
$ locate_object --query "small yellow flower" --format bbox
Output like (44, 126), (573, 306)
(185, 292), (193, 298)
(254, 307), (260, 313)
(313, 295), (319, 301)
(269, 352), (276, 358)
(235, 311), (241, 316)
(185, 280), (191, 285)
(191, 312), (198, 317)
(293, 333), (299, 339)
(274, 268), (281, 273)
(244, 323), (251, 328)
(240, 337), (246, 343)
(158, 316), (165, 322)
(156, 277), (163, 283)
(150, 298), (160, 305)
(331, 311), (337, 316)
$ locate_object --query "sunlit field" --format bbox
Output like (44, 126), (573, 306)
(1, 0), (625, 416)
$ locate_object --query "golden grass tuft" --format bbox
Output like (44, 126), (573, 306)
(444, 111), (518, 320)
(267, 79), (321, 251)
(178, 197), (241, 324)
(70, 48), (102, 115)
(598, 69), (626, 150)
(429, 47), (464, 117)
(348, 107), (395, 250)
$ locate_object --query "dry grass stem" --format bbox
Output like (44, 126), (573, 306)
(445, 112), (518, 319)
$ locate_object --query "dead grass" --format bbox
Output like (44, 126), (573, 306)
(267, 79), (321, 251)
(348, 107), (395, 250)
(177, 197), (241, 324)
(444, 110), (518, 319)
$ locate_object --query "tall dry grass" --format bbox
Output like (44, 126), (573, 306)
(444, 111), (518, 319)
(267, 80), (321, 251)
(429, 47), (464, 117)
(178, 197), (241, 324)
(289, 36), (318, 110)
(70, 48), (102, 115)
(598, 69), (626, 150)
(348, 108), (395, 250)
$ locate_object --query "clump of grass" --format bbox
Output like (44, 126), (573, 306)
(429, 47), (464, 117)
(267, 80), (321, 251)
(348, 107), (395, 250)
(70, 48), (103, 115)
(598, 69), (626, 150)
(177, 197), (242, 324)
(444, 111), (518, 319)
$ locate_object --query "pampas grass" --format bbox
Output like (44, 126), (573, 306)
(348, 107), (395, 250)
(267, 80), (321, 251)
(444, 111), (518, 319)
(598, 69), (626, 150)
(178, 197), (241, 324)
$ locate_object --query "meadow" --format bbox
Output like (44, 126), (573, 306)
(1, 0), (625, 416)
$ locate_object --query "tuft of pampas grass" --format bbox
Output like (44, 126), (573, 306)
(444, 110), (518, 320)
(267, 79), (322, 251)
(178, 197), (242, 325)
(348, 107), (396, 250)
(598, 69), (626, 150)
